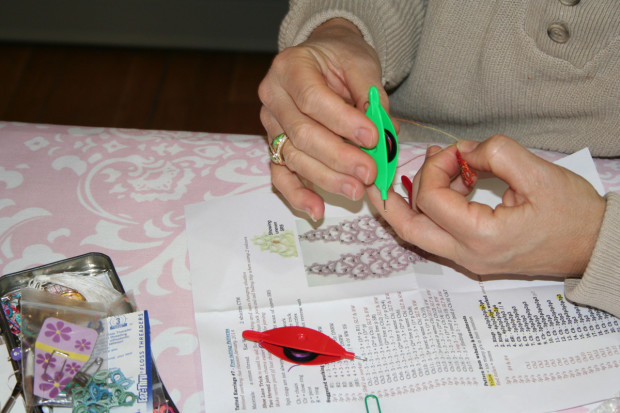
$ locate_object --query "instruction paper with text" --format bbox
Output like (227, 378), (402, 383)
(186, 149), (619, 412)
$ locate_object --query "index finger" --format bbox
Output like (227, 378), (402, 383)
(367, 185), (457, 257)
(279, 60), (380, 148)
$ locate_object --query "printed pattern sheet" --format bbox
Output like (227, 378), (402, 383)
(186, 149), (620, 413)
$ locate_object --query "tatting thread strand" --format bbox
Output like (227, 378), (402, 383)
(393, 117), (476, 186)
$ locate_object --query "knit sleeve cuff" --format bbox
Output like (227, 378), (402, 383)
(565, 192), (620, 318)
(278, 0), (424, 89)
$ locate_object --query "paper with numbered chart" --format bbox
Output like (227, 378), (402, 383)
(186, 148), (619, 413)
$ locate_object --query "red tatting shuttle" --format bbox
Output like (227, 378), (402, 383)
(242, 326), (360, 365)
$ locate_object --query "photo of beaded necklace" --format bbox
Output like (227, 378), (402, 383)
(298, 215), (426, 280)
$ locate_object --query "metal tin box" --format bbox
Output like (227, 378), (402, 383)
(0, 252), (178, 412)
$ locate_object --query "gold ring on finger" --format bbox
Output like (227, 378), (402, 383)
(269, 133), (289, 165)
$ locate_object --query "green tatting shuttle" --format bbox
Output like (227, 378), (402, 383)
(363, 86), (399, 210)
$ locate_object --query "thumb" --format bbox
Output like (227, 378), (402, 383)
(457, 135), (547, 196)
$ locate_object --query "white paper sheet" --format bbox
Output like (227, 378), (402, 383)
(186, 148), (619, 413)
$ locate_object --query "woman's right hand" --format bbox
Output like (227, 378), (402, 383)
(259, 18), (386, 221)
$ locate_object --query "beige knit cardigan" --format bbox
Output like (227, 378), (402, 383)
(279, 0), (620, 317)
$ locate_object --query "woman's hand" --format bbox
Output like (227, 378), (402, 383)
(260, 18), (386, 221)
(369, 135), (606, 276)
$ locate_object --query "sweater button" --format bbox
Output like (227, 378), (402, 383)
(547, 22), (570, 43)
(559, 0), (580, 5)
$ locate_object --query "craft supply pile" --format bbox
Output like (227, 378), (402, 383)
(0, 253), (177, 412)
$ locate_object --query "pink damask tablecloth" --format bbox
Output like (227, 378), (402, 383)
(1, 121), (619, 412)
(0, 121), (274, 411)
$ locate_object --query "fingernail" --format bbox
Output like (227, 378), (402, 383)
(341, 183), (357, 200)
(456, 140), (479, 153)
(305, 208), (317, 222)
(425, 145), (442, 157)
(355, 127), (374, 148)
(355, 166), (371, 185)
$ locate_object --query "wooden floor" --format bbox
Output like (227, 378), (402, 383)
(0, 43), (275, 135)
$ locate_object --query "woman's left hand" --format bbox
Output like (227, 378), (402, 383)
(368, 135), (606, 276)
